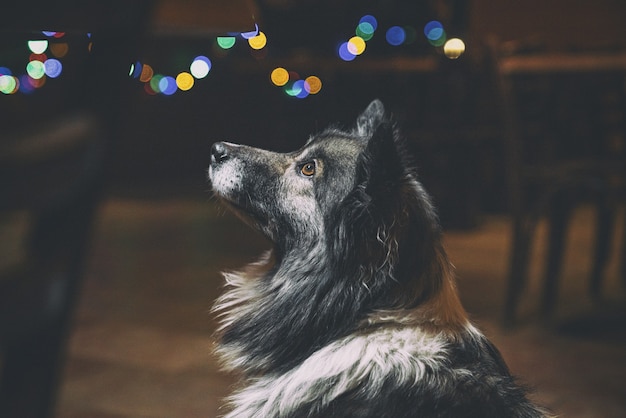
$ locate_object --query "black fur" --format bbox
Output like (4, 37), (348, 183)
(208, 100), (549, 417)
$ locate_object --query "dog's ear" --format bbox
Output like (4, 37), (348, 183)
(355, 99), (386, 138)
(362, 121), (407, 195)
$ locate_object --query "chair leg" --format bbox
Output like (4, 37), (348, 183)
(0, 325), (65, 418)
(541, 197), (572, 319)
(621, 206), (626, 288)
(589, 200), (614, 298)
(504, 216), (534, 327)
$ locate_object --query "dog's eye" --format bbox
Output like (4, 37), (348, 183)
(300, 161), (316, 177)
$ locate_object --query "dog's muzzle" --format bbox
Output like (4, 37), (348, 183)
(209, 141), (244, 201)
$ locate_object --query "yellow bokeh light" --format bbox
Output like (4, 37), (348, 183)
(443, 38), (465, 59)
(248, 31), (267, 50)
(304, 76), (322, 94)
(176, 72), (195, 91)
(347, 36), (366, 55)
(270, 67), (289, 86)
(139, 64), (153, 82)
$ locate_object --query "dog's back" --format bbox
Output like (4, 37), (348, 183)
(209, 100), (549, 417)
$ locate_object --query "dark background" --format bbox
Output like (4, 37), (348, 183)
(2, 1), (626, 417)
(2, 0), (625, 227)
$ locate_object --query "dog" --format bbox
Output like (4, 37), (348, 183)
(208, 100), (549, 417)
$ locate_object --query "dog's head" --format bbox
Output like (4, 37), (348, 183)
(208, 126), (364, 250)
(209, 100), (391, 243)
(209, 99), (442, 298)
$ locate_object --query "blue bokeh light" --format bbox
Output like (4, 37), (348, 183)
(359, 15), (378, 31)
(241, 23), (260, 39)
(44, 59), (63, 78)
(294, 79), (309, 99)
(386, 26), (406, 46)
(338, 42), (356, 61)
(424, 21), (444, 40)
(159, 76), (178, 95)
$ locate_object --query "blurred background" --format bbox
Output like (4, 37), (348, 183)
(1, 0), (625, 417)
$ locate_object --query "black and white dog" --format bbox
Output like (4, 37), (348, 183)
(208, 100), (549, 417)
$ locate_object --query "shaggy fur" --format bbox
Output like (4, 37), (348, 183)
(208, 100), (549, 417)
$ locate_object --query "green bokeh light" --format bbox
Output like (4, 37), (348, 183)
(217, 37), (236, 49)
(26, 60), (45, 79)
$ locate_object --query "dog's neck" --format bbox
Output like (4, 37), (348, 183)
(215, 231), (470, 376)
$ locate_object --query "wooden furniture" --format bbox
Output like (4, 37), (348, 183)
(492, 45), (626, 326)
(1, 1), (151, 415)
(0, 115), (103, 418)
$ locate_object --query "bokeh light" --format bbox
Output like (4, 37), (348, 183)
(356, 22), (375, 41)
(424, 21), (444, 40)
(248, 31), (267, 50)
(19, 77), (36, 93)
(443, 38), (466, 59)
(304, 76), (322, 94)
(139, 64), (153, 82)
(26, 60), (45, 79)
(217, 37), (236, 49)
(28, 40), (48, 54)
(359, 15), (378, 31)
(144, 82), (157, 96)
(428, 31), (447, 47)
(386, 26), (406, 46)
(2, 32), (91, 95)
(284, 80), (303, 97)
(0, 75), (18, 94)
(150, 74), (164, 93)
(241, 24), (259, 39)
(20, 76), (37, 93)
(270, 67), (289, 86)
(29, 53), (47, 62)
(50, 43), (69, 58)
(347, 36), (366, 55)
(159, 76), (177, 95)
(338, 42), (356, 61)
(424, 20), (447, 47)
(25, 74), (45, 89)
(130, 55), (213, 95)
(190, 56), (211, 79)
(275, 72), (321, 99)
(295, 80), (309, 98)
(131, 61), (142, 78)
(44, 58), (62, 78)
(176, 72), (194, 91)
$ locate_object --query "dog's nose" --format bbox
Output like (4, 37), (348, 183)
(211, 142), (229, 165)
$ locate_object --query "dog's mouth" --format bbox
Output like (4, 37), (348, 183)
(214, 191), (272, 237)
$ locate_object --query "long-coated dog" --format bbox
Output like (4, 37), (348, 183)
(208, 100), (549, 417)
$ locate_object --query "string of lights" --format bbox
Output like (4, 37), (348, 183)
(1, 15), (466, 97)
(0, 32), (89, 95)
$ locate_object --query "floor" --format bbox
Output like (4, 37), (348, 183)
(56, 198), (626, 417)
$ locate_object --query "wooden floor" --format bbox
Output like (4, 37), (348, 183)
(56, 198), (626, 417)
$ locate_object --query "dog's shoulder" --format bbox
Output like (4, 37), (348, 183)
(222, 323), (548, 418)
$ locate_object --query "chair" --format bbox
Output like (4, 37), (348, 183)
(0, 115), (104, 417)
(490, 41), (626, 326)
